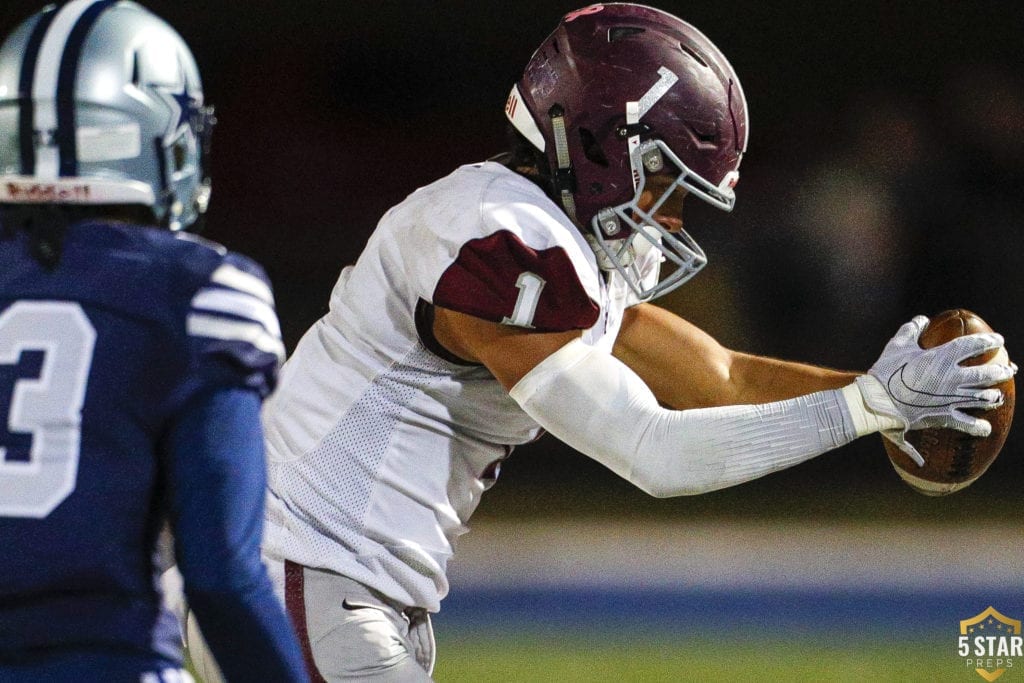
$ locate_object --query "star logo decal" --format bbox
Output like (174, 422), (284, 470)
(153, 61), (200, 141)
(167, 83), (197, 133)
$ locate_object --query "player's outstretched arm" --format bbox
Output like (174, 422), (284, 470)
(612, 306), (1013, 465)
(436, 306), (1012, 497)
(434, 306), (852, 495)
(612, 303), (858, 408)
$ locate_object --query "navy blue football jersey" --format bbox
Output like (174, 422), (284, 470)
(0, 220), (300, 679)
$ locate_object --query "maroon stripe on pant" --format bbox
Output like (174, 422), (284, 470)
(285, 560), (328, 683)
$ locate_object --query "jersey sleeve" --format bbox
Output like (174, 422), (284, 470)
(430, 171), (601, 332)
(184, 252), (285, 398)
(164, 387), (308, 682)
(433, 230), (600, 332)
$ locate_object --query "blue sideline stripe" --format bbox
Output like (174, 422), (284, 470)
(437, 587), (1024, 636)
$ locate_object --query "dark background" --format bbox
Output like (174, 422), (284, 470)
(3, 1), (1022, 519)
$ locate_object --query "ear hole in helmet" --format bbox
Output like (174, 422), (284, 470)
(172, 141), (187, 171)
(579, 127), (609, 167)
(689, 123), (718, 144)
(608, 27), (645, 42)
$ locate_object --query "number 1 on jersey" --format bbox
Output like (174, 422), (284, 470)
(502, 271), (546, 328)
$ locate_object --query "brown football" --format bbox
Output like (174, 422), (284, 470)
(884, 309), (1015, 496)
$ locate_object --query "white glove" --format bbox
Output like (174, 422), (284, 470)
(858, 315), (1014, 465)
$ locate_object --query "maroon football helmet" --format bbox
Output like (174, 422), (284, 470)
(505, 3), (749, 300)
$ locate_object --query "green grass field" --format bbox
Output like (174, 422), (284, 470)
(188, 633), (984, 682)
(432, 633), (974, 682)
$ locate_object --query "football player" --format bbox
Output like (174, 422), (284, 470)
(0, 2), (307, 681)
(251, 4), (1013, 681)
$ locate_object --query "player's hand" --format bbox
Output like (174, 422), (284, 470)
(859, 315), (1014, 465)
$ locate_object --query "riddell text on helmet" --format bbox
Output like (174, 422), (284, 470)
(4, 182), (91, 202)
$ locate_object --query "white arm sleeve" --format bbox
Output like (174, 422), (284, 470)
(509, 338), (870, 498)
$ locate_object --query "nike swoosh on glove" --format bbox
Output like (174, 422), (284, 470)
(861, 315), (1014, 465)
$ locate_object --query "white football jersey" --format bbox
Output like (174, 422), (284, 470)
(262, 162), (661, 611)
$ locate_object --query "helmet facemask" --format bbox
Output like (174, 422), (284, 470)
(159, 100), (216, 231)
(588, 137), (740, 302)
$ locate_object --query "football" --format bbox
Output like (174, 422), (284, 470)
(884, 309), (1015, 496)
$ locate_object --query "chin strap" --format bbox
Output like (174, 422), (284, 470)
(548, 105), (578, 223)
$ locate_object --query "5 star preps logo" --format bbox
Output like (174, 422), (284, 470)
(959, 607), (1023, 681)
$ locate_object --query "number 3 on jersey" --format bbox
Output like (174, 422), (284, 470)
(0, 302), (95, 518)
(501, 271), (547, 328)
